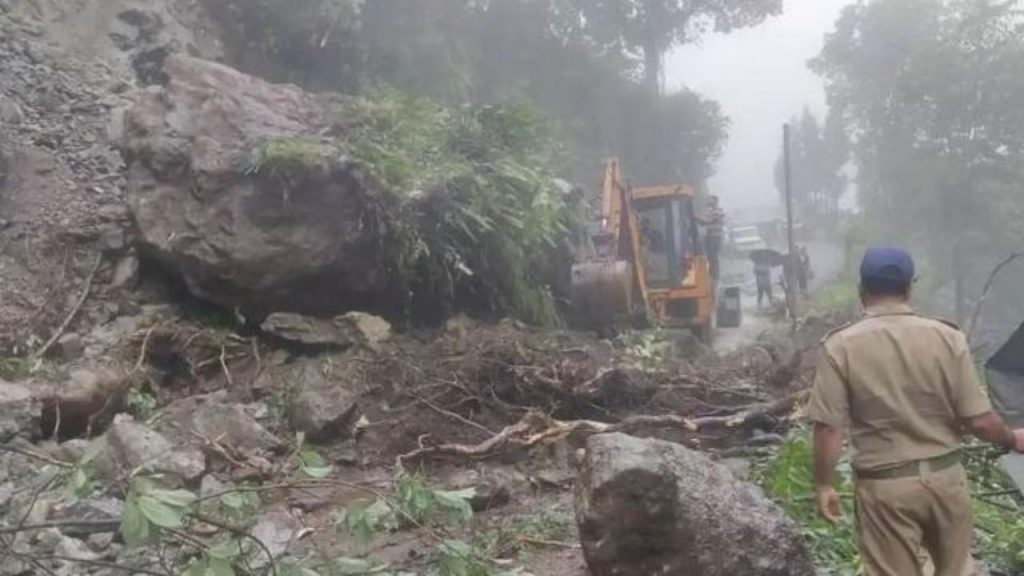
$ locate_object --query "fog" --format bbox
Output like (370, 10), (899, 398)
(666, 0), (852, 213)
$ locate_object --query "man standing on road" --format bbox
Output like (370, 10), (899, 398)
(697, 195), (725, 282)
(808, 247), (1024, 576)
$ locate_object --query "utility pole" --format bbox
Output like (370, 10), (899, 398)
(783, 124), (798, 322)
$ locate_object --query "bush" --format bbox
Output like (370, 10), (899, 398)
(335, 91), (580, 326)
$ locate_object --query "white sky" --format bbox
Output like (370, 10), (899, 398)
(665, 0), (854, 212)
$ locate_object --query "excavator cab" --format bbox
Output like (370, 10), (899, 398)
(570, 159), (716, 342)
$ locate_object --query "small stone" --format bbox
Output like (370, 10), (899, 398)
(50, 498), (122, 537)
(54, 333), (84, 361)
(110, 255), (139, 289)
(86, 532), (115, 552)
(249, 509), (301, 569)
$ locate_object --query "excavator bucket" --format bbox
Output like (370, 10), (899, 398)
(570, 260), (635, 331)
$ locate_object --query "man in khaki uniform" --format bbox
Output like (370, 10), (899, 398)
(808, 247), (1024, 576)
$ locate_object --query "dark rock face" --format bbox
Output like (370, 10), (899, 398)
(119, 55), (396, 318)
(575, 433), (814, 576)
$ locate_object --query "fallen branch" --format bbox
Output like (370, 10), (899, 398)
(0, 519), (120, 535)
(33, 253), (103, 360)
(967, 251), (1024, 343)
(398, 391), (808, 467)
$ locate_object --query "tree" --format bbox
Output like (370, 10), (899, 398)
(813, 0), (1024, 324)
(556, 0), (783, 90)
(773, 108), (847, 227)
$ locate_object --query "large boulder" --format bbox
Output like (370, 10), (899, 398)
(575, 433), (814, 576)
(119, 55), (397, 317)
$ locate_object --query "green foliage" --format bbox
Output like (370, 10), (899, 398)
(291, 432), (334, 479)
(755, 429), (861, 575)
(338, 91), (574, 325)
(618, 330), (677, 371)
(121, 476), (196, 547)
(65, 435), (106, 500)
(0, 356), (30, 380)
(814, 0), (1024, 319)
(125, 379), (158, 421)
(333, 475), (532, 575)
(964, 447), (1024, 572)
(251, 138), (335, 180)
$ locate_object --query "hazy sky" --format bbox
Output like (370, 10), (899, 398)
(665, 0), (853, 212)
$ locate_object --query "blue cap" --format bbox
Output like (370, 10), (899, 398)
(860, 247), (915, 285)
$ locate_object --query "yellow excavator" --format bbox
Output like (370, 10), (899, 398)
(570, 159), (716, 342)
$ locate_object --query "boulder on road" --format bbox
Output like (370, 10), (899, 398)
(575, 433), (814, 576)
(119, 55), (396, 317)
(261, 312), (391, 351)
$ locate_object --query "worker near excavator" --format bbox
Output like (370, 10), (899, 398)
(808, 247), (1024, 576)
(696, 195), (725, 281)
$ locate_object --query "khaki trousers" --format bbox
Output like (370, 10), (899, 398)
(855, 464), (974, 576)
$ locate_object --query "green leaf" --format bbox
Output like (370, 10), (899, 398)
(80, 435), (107, 466)
(220, 491), (247, 510)
(137, 494), (185, 528)
(149, 488), (197, 508)
(120, 498), (150, 548)
(433, 488), (475, 524)
(207, 558), (236, 576)
(332, 557), (374, 574)
(206, 538), (244, 560)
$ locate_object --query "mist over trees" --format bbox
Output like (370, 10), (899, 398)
(206, 0), (738, 187)
(813, 0), (1024, 331)
(773, 108), (848, 227)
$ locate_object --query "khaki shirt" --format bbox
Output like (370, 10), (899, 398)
(807, 303), (992, 471)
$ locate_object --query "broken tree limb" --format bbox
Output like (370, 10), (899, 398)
(33, 253), (103, 360)
(397, 391), (809, 467)
(967, 251), (1024, 343)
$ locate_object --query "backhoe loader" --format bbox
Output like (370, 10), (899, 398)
(570, 159), (716, 342)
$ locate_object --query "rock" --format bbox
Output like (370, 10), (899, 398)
(102, 414), (205, 485)
(50, 498), (122, 537)
(341, 312), (391, 350)
(284, 358), (360, 442)
(717, 457), (752, 481)
(261, 313), (356, 350)
(53, 533), (100, 561)
(120, 55), (396, 317)
(574, 433), (814, 576)
(0, 380), (40, 441)
(54, 333), (84, 361)
(261, 312), (391, 351)
(159, 392), (281, 456)
(37, 367), (129, 439)
(53, 439), (91, 464)
(110, 255), (139, 289)
(86, 532), (115, 552)
(249, 509), (301, 570)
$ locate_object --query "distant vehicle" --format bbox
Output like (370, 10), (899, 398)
(730, 225), (768, 255)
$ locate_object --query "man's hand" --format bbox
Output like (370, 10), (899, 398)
(816, 486), (843, 524)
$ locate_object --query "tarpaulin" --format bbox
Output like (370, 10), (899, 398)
(986, 323), (1024, 491)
